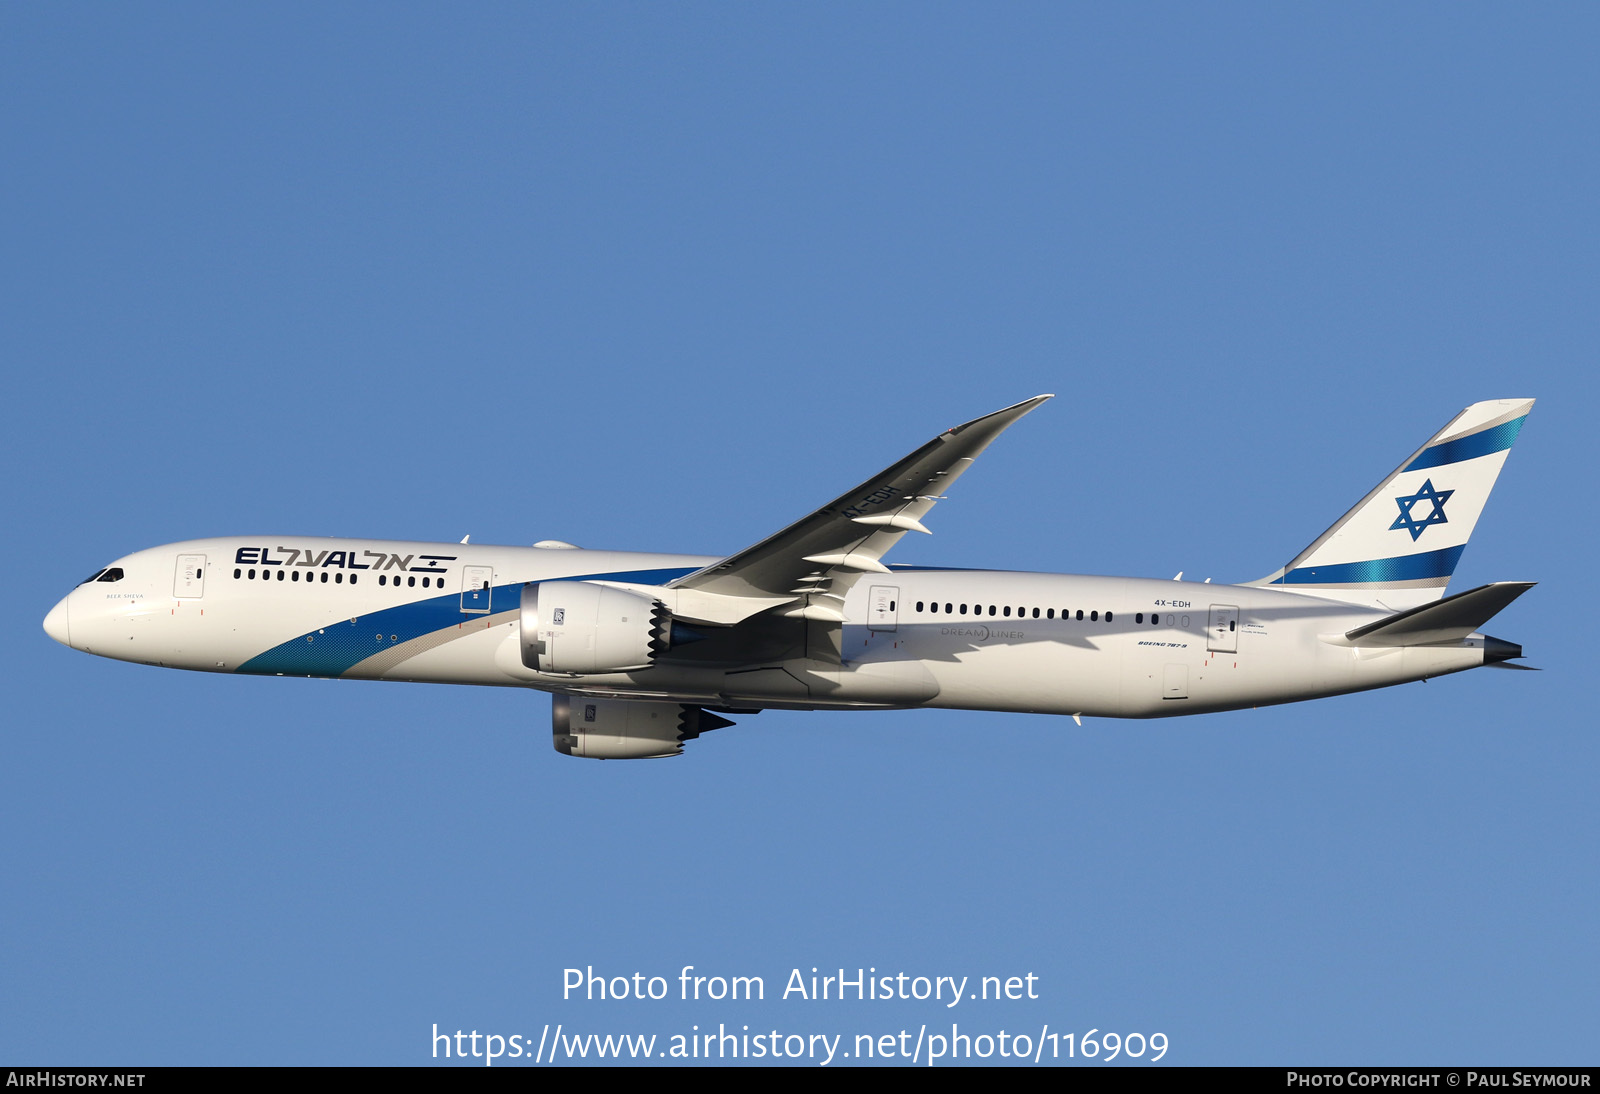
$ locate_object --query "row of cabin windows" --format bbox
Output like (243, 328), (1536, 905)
(235, 567), (358, 584)
(232, 568), (444, 588)
(914, 601), (1168, 626)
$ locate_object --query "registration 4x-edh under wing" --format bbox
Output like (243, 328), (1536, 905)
(44, 396), (1535, 759)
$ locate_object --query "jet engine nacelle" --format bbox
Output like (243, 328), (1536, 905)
(520, 581), (669, 675)
(551, 695), (734, 759)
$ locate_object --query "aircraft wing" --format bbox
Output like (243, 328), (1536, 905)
(667, 395), (1052, 618)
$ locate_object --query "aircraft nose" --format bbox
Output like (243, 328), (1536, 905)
(43, 595), (71, 647)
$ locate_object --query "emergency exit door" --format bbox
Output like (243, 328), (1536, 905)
(460, 566), (494, 613)
(867, 585), (899, 631)
(1207, 604), (1239, 654)
(173, 554), (206, 599)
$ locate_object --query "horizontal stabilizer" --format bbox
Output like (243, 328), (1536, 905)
(1345, 581), (1535, 647)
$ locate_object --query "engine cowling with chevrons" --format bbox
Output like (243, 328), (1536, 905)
(519, 580), (670, 675)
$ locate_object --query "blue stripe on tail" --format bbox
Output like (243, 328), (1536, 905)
(1404, 415), (1526, 472)
(1273, 545), (1464, 585)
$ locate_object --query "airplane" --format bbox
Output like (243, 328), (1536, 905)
(43, 396), (1535, 759)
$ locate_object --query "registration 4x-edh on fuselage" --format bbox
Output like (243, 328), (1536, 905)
(44, 396), (1535, 759)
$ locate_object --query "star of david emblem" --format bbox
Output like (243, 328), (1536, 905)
(1390, 478), (1454, 541)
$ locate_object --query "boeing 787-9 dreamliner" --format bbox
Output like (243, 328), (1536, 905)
(44, 397), (1534, 758)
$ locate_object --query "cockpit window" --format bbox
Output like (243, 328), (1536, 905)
(96, 568), (125, 583)
(79, 569), (107, 585)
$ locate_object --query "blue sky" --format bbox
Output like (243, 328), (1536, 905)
(3, 4), (1594, 1065)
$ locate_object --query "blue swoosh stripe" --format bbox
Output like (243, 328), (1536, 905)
(1272, 545), (1464, 585)
(236, 566), (697, 677)
(1405, 415), (1526, 471)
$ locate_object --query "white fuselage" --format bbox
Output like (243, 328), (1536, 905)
(45, 537), (1493, 719)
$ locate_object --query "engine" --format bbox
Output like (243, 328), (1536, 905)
(520, 581), (670, 674)
(552, 696), (734, 759)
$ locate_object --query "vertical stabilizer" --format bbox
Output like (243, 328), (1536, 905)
(1248, 399), (1533, 609)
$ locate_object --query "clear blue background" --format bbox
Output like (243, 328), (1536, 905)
(3, 4), (1593, 1065)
